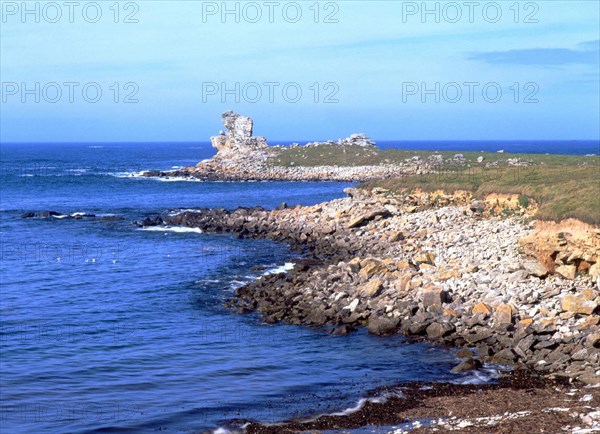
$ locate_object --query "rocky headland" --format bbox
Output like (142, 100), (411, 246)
(140, 110), (471, 182)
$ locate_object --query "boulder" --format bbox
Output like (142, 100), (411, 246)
(414, 253), (436, 266)
(366, 315), (400, 335)
(420, 286), (449, 307)
(494, 303), (516, 325)
(523, 260), (548, 278)
(451, 358), (482, 373)
(472, 302), (491, 317)
(358, 278), (383, 298)
(426, 322), (455, 338)
(562, 294), (597, 315)
(556, 264), (577, 280)
(347, 208), (392, 229)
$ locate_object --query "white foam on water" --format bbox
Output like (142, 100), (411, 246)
(168, 209), (203, 216)
(452, 365), (504, 385)
(262, 262), (295, 275)
(152, 176), (203, 182)
(139, 226), (203, 234)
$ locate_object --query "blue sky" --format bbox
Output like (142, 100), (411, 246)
(1, 1), (599, 142)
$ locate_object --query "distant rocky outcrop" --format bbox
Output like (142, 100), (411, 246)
(210, 111), (268, 154)
(305, 133), (376, 148)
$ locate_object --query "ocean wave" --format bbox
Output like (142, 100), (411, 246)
(451, 364), (505, 385)
(329, 395), (389, 416)
(110, 171), (147, 178)
(50, 212), (97, 219)
(139, 226), (203, 234)
(168, 209), (204, 216)
(262, 262), (295, 275)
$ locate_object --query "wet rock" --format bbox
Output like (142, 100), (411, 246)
(492, 348), (517, 363)
(426, 322), (455, 339)
(21, 210), (61, 218)
(366, 315), (400, 336)
(139, 216), (164, 227)
(451, 358), (482, 373)
(456, 348), (474, 359)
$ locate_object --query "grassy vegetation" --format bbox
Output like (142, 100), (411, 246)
(361, 163), (600, 225)
(269, 145), (599, 224)
(268, 144), (594, 167)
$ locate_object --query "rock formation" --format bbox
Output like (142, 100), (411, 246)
(305, 133), (376, 148)
(210, 110), (268, 154)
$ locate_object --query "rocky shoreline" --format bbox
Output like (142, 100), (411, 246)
(135, 111), (599, 431)
(242, 371), (599, 433)
(148, 188), (599, 387)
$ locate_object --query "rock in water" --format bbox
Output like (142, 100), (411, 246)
(210, 110), (268, 153)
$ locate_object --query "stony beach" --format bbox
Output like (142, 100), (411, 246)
(139, 112), (600, 432)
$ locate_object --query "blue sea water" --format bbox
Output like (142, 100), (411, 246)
(0, 140), (585, 434)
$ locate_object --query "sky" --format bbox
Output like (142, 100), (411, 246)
(1, 0), (599, 142)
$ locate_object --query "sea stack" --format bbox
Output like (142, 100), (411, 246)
(210, 110), (268, 155)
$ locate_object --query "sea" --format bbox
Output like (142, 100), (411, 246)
(0, 140), (596, 434)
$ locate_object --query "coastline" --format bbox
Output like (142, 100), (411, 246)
(152, 187), (600, 432)
(138, 112), (599, 432)
(159, 189), (599, 383)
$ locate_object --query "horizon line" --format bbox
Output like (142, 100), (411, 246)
(1, 139), (599, 145)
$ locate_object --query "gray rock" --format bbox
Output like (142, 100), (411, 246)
(426, 322), (455, 338)
(366, 315), (400, 335)
(451, 358), (482, 373)
(338, 133), (376, 147)
(523, 260), (548, 278)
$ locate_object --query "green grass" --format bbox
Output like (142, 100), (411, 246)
(269, 144), (599, 225)
(360, 163), (600, 225)
(268, 144), (594, 168)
